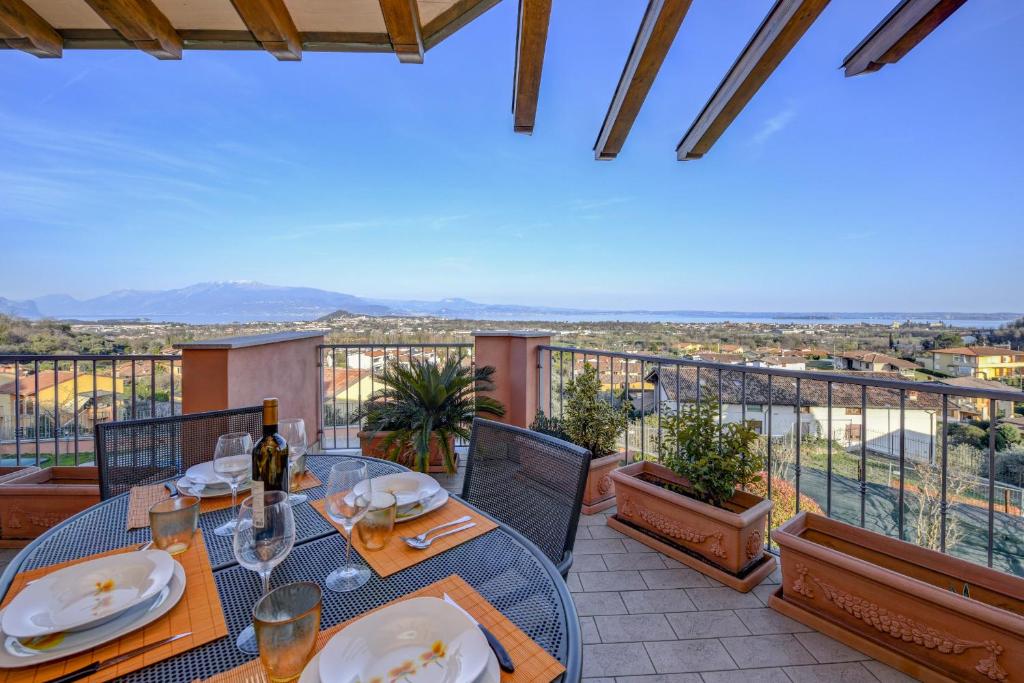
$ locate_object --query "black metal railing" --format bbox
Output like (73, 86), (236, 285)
(317, 343), (474, 450)
(0, 354), (182, 468)
(537, 345), (1024, 577)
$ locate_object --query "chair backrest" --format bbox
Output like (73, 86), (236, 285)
(461, 418), (592, 568)
(96, 406), (262, 499)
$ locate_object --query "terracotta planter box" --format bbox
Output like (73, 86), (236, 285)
(770, 512), (1024, 683)
(358, 431), (456, 473)
(581, 451), (624, 515)
(608, 461), (775, 591)
(0, 466), (100, 540)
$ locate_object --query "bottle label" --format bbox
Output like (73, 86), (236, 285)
(252, 480), (266, 529)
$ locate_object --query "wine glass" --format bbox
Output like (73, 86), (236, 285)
(279, 418), (308, 506)
(323, 461), (371, 592)
(233, 490), (296, 654)
(213, 432), (253, 537)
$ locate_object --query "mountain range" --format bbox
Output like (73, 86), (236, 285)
(0, 282), (1019, 326)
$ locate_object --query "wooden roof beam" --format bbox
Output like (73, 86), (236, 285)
(0, 0), (62, 58)
(594, 0), (693, 160)
(842, 0), (965, 77)
(676, 0), (829, 161)
(83, 0), (182, 59)
(229, 0), (302, 60)
(512, 0), (552, 134)
(379, 0), (424, 63)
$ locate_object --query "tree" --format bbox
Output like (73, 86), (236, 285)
(909, 450), (973, 552)
(923, 331), (963, 350)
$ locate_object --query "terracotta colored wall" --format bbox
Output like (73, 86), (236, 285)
(180, 334), (324, 448)
(226, 336), (322, 444)
(473, 333), (550, 428)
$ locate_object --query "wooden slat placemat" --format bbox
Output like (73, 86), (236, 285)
(199, 574), (565, 683)
(0, 531), (226, 683)
(311, 497), (497, 578)
(126, 471), (322, 530)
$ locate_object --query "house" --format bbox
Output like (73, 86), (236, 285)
(931, 376), (1023, 422)
(832, 351), (920, 377)
(929, 346), (1024, 379)
(744, 356), (807, 371)
(0, 371), (124, 439)
(689, 352), (745, 364)
(646, 368), (942, 463)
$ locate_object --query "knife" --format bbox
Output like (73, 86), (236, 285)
(164, 480), (178, 497)
(45, 632), (191, 683)
(443, 593), (515, 673)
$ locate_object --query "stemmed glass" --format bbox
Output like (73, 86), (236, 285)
(213, 432), (253, 537)
(323, 461), (371, 592)
(233, 490), (296, 654)
(279, 418), (308, 506)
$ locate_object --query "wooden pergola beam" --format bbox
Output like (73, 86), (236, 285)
(594, 0), (693, 160)
(0, 0), (62, 58)
(676, 0), (829, 161)
(229, 0), (302, 61)
(512, 0), (552, 135)
(842, 0), (965, 77)
(379, 0), (424, 63)
(83, 0), (182, 59)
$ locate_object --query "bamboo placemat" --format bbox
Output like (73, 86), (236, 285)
(199, 574), (565, 683)
(126, 471), (322, 530)
(0, 531), (226, 683)
(311, 497), (497, 578)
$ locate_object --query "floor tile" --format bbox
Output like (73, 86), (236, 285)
(580, 616), (601, 644)
(641, 568), (710, 589)
(666, 611), (749, 639)
(580, 570), (648, 592)
(644, 640), (737, 673)
(575, 591), (629, 616)
(603, 553), (669, 571)
(784, 662), (878, 682)
(622, 538), (658, 553)
(733, 608), (811, 634)
(686, 587), (763, 611)
(621, 589), (696, 614)
(699, 667), (791, 682)
(570, 554), (609, 573)
(589, 525), (628, 539)
(577, 527), (593, 540)
(566, 573), (584, 592)
(719, 634), (816, 668)
(582, 643), (656, 677)
(794, 632), (870, 663)
(577, 539), (628, 555)
(861, 660), (919, 683)
(615, 675), (702, 682)
(594, 614), (677, 643)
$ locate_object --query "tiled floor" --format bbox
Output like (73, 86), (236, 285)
(570, 508), (916, 683)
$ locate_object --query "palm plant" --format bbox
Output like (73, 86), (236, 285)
(358, 356), (505, 473)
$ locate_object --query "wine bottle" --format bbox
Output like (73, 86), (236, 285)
(252, 397), (289, 494)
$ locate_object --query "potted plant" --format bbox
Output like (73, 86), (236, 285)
(530, 363), (629, 514)
(357, 356), (504, 474)
(608, 395), (775, 591)
(770, 512), (1024, 682)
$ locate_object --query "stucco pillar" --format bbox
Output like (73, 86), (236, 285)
(176, 331), (325, 447)
(473, 331), (551, 428)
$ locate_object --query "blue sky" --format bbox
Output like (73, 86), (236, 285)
(2, 0), (1022, 312)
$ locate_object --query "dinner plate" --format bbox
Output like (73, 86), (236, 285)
(317, 597), (489, 683)
(0, 561), (186, 668)
(299, 648), (499, 683)
(176, 476), (251, 499)
(396, 488), (449, 523)
(2, 550), (176, 639)
(354, 472), (440, 510)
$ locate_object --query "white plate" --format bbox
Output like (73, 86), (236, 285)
(396, 489), (449, 523)
(176, 476), (251, 499)
(0, 561), (185, 668)
(300, 649), (499, 683)
(355, 472), (440, 510)
(318, 596), (489, 683)
(3, 550), (176, 639)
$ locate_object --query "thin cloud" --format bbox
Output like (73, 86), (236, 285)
(752, 107), (797, 146)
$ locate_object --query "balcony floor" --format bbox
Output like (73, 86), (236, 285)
(325, 449), (914, 681)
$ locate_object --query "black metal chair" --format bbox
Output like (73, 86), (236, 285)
(95, 406), (262, 500)
(461, 418), (592, 578)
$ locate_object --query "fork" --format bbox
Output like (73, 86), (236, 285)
(402, 523), (476, 549)
(399, 515), (471, 545)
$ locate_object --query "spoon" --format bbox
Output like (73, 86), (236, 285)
(402, 523), (476, 549)
(399, 516), (472, 545)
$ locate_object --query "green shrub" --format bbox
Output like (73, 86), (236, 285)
(658, 396), (762, 508)
(947, 423), (987, 449)
(531, 363), (628, 456)
(997, 423), (1022, 450)
(995, 450), (1024, 487)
